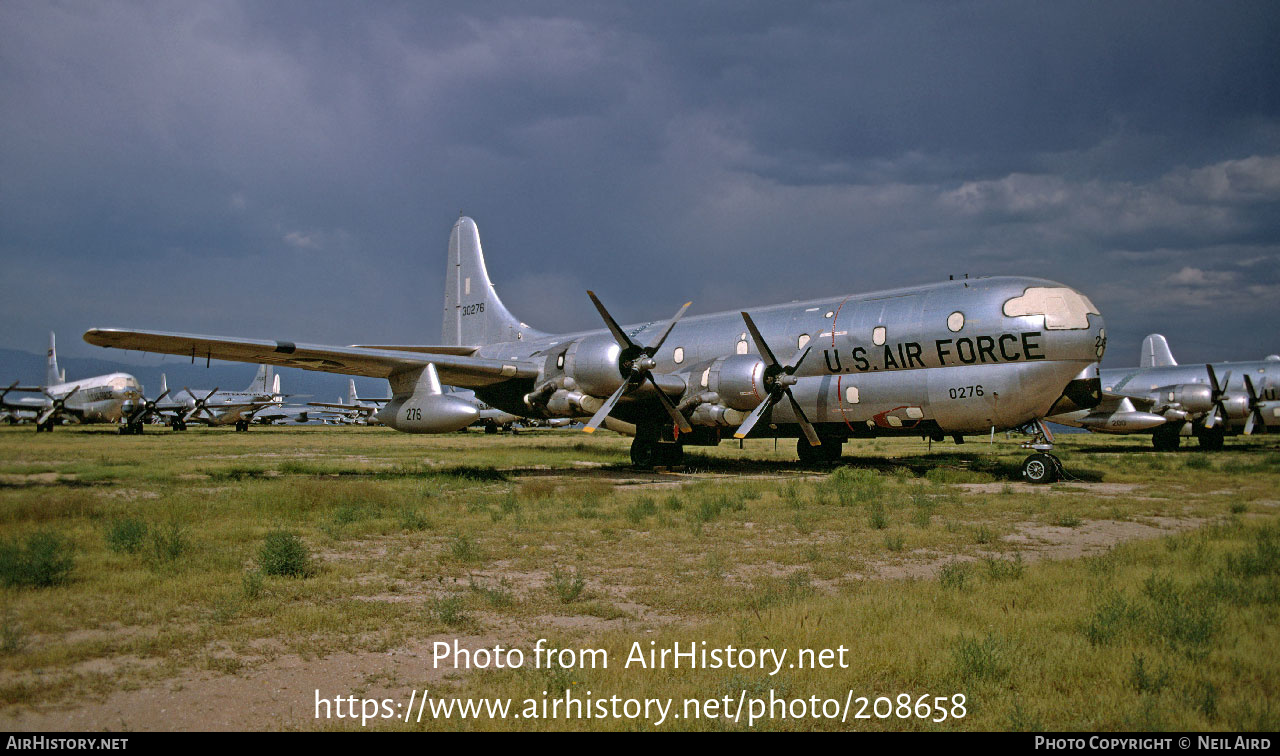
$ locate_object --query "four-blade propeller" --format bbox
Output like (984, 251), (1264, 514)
(732, 312), (821, 446)
(1202, 365), (1232, 430)
(126, 388), (171, 426)
(582, 292), (693, 435)
(182, 387), (220, 423)
(37, 385), (80, 426)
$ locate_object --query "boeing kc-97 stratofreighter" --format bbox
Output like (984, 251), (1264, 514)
(1049, 334), (1279, 450)
(2, 332), (143, 433)
(86, 216), (1106, 482)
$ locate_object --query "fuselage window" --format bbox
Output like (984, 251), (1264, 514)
(673, 347), (685, 364)
(947, 311), (964, 332)
(797, 333), (811, 350)
(872, 326), (886, 346)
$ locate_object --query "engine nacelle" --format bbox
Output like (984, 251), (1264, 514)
(706, 354), (767, 412)
(377, 393), (478, 433)
(1155, 384), (1213, 414)
(1221, 393), (1249, 420)
(563, 334), (623, 398)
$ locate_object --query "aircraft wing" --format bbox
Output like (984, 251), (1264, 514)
(84, 328), (539, 387)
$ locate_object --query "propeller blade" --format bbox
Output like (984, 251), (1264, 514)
(587, 291), (639, 350)
(741, 312), (779, 367)
(1243, 375), (1266, 435)
(733, 394), (776, 440)
(645, 301), (692, 356)
(646, 374), (693, 433)
(582, 380), (631, 434)
(1203, 365), (1228, 429)
(786, 344), (813, 375)
(784, 389), (822, 446)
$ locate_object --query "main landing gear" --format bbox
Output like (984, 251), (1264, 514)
(1018, 419), (1063, 484)
(234, 420), (251, 432)
(797, 437), (843, 464)
(1152, 422), (1181, 452)
(118, 421), (145, 435)
(630, 436), (684, 469)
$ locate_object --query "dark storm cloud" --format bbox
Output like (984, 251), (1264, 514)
(1, 0), (1278, 368)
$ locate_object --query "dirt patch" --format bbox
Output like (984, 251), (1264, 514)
(0, 473), (74, 486)
(861, 516), (1205, 581)
(0, 634), (506, 731)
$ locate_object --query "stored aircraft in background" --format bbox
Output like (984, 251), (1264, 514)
(1, 333), (143, 433)
(157, 364), (293, 431)
(308, 379), (388, 425)
(86, 215), (1106, 481)
(1048, 334), (1279, 450)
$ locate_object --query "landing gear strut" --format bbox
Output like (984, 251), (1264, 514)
(118, 421), (145, 435)
(235, 420), (250, 432)
(1017, 420), (1062, 484)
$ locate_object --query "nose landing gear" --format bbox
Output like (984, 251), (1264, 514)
(1018, 419), (1063, 484)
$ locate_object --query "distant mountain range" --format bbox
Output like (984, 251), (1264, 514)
(0, 348), (387, 404)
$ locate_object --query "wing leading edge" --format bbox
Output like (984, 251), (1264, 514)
(83, 329), (539, 387)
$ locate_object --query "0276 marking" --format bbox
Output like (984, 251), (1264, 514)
(947, 385), (984, 399)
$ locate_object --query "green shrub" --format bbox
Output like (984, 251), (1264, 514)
(0, 531), (74, 588)
(548, 566), (586, 603)
(257, 531), (312, 577)
(105, 517), (148, 554)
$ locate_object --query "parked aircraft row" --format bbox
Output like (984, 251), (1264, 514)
(1048, 334), (1279, 450)
(0, 335), (533, 434)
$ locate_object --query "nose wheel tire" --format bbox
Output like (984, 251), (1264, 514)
(1022, 453), (1061, 484)
(1021, 453), (1061, 484)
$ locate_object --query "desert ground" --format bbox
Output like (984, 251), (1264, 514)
(0, 425), (1276, 731)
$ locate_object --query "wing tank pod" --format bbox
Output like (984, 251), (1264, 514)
(377, 363), (479, 433)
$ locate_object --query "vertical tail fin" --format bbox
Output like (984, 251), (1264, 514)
(272, 374), (281, 395)
(46, 332), (61, 386)
(160, 374), (168, 396)
(441, 216), (545, 347)
(1140, 334), (1177, 368)
(348, 379), (359, 405)
(244, 364), (274, 394)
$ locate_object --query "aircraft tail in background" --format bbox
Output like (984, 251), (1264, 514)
(46, 332), (61, 386)
(244, 364), (274, 395)
(1139, 334), (1177, 368)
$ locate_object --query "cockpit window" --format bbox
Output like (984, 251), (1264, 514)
(1003, 287), (1099, 330)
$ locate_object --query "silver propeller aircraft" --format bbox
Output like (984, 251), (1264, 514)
(86, 216), (1106, 481)
(1049, 334), (1279, 450)
(308, 379), (388, 425)
(159, 364), (290, 432)
(2, 332), (143, 433)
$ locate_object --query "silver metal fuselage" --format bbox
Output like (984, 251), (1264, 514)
(473, 276), (1104, 437)
(42, 373), (142, 423)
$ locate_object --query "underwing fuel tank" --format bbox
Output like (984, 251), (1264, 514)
(377, 363), (479, 433)
(1078, 411), (1167, 433)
